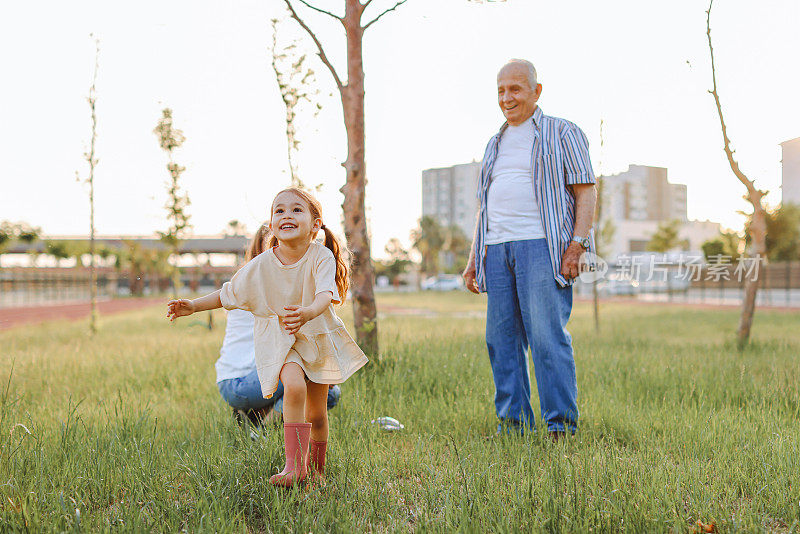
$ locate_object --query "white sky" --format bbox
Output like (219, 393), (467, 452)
(1, 0), (798, 258)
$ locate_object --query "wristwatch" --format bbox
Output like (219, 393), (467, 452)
(572, 235), (590, 250)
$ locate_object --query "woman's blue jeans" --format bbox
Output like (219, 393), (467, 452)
(485, 239), (578, 434)
(218, 369), (341, 413)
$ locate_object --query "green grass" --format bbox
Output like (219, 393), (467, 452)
(1, 294), (799, 532)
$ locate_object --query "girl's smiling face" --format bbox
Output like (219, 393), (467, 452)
(269, 191), (321, 245)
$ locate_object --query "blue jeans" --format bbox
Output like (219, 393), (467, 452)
(485, 239), (578, 434)
(218, 369), (341, 413)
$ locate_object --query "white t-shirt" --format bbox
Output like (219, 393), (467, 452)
(485, 117), (545, 245)
(215, 308), (256, 383)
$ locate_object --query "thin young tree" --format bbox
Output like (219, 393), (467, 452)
(280, 0), (411, 354)
(706, 0), (768, 348)
(280, 1), (504, 352)
(153, 108), (190, 297)
(592, 119), (606, 332)
(76, 36), (101, 334)
(270, 17), (321, 188)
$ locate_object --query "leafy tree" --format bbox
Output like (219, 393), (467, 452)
(701, 231), (742, 262)
(411, 216), (445, 276)
(647, 219), (687, 253)
(68, 241), (91, 267)
(116, 241), (170, 296)
(0, 222), (15, 258)
(1, 221), (41, 267)
(97, 243), (116, 264)
(43, 240), (89, 267)
(442, 225), (471, 274)
(117, 241), (147, 296)
(375, 238), (411, 282)
(45, 240), (72, 267)
(14, 222), (40, 244)
(763, 204), (800, 261)
(154, 108), (191, 296)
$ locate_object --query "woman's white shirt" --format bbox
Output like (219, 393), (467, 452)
(485, 116), (545, 245)
(215, 308), (256, 383)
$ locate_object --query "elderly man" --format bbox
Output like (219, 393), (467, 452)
(463, 59), (597, 438)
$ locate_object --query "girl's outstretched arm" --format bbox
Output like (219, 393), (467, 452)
(283, 291), (333, 334)
(167, 289), (222, 322)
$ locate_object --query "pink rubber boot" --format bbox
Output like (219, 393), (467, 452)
(308, 439), (328, 478)
(269, 422), (311, 487)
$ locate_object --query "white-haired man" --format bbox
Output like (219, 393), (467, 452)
(463, 59), (597, 438)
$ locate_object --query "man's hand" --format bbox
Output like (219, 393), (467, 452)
(462, 258), (480, 294)
(560, 242), (584, 280)
(167, 299), (196, 322)
(283, 305), (312, 335)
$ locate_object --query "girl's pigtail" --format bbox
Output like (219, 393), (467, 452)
(245, 224), (270, 262)
(322, 226), (349, 303)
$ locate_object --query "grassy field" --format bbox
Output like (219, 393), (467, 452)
(1, 293), (799, 532)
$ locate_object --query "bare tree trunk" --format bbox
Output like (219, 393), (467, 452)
(706, 0), (768, 349)
(85, 37), (100, 335)
(340, 1), (377, 353)
(281, 0), (407, 355)
(592, 119), (605, 333)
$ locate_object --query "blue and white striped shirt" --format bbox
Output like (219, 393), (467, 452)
(474, 106), (596, 290)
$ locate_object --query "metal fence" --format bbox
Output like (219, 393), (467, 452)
(0, 267), (237, 308)
(2, 262), (800, 310)
(573, 259), (800, 308)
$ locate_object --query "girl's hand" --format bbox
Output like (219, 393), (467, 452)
(167, 299), (196, 321)
(283, 305), (312, 335)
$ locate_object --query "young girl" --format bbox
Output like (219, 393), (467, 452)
(214, 224), (342, 427)
(167, 188), (368, 487)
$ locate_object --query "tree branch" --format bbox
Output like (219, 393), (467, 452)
(295, 0), (342, 21)
(706, 0), (760, 200)
(282, 0), (344, 90)
(362, 0), (408, 30)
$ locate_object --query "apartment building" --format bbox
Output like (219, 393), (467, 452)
(421, 161), (481, 239)
(781, 137), (800, 205)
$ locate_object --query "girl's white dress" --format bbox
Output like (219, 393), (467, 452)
(219, 242), (368, 398)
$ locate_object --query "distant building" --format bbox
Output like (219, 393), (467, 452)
(602, 219), (721, 259)
(421, 161), (481, 239)
(599, 165), (718, 259)
(601, 165), (687, 223)
(420, 161), (721, 262)
(781, 137), (800, 205)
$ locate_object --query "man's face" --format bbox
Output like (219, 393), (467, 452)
(497, 65), (542, 126)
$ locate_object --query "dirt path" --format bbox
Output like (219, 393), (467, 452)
(0, 297), (164, 331)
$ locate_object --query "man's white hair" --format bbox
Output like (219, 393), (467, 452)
(500, 59), (538, 88)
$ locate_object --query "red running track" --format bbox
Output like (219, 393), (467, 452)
(0, 298), (165, 331)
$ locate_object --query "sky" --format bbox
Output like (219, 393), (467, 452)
(1, 0), (798, 258)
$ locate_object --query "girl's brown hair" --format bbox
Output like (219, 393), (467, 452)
(245, 222), (271, 262)
(267, 187), (350, 302)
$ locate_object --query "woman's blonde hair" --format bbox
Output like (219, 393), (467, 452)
(245, 222), (270, 262)
(268, 187), (350, 302)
